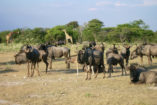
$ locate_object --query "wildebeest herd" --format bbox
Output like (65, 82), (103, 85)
(14, 42), (157, 86)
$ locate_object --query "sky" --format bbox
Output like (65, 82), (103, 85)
(0, 0), (157, 31)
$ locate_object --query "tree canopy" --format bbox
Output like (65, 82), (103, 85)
(0, 19), (156, 44)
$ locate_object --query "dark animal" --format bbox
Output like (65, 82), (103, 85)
(107, 52), (126, 77)
(106, 44), (119, 73)
(44, 45), (71, 69)
(129, 64), (157, 85)
(20, 45), (49, 77)
(120, 45), (131, 66)
(89, 41), (96, 48)
(130, 44), (157, 65)
(77, 48), (105, 80)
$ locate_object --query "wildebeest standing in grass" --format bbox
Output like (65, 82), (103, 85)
(129, 64), (157, 85)
(120, 45), (131, 66)
(78, 48), (105, 80)
(106, 44), (119, 73)
(107, 52), (126, 77)
(45, 45), (71, 69)
(20, 45), (49, 77)
(131, 44), (157, 65)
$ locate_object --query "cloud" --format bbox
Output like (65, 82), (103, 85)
(114, 2), (128, 7)
(96, 1), (128, 7)
(142, 0), (157, 6)
(88, 8), (98, 11)
(96, 1), (112, 6)
(95, 0), (157, 8)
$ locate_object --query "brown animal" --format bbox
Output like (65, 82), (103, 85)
(77, 48), (105, 80)
(44, 45), (71, 69)
(120, 45), (131, 66)
(107, 52), (126, 77)
(20, 45), (49, 77)
(6, 32), (14, 45)
(131, 44), (157, 65)
(63, 29), (73, 44)
(129, 64), (157, 85)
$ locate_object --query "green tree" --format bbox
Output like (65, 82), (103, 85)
(86, 19), (104, 41)
(45, 25), (65, 42)
(66, 21), (79, 29)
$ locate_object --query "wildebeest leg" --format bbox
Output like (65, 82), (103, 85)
(43, 59), (49, 73)
(108, 64), (112, 78)
(120, 63), (125, 76)
(95, 66), (98, 78)
(49, 58), (52, 69)
(65, 58), (70, 69)
(86, 67), (89, 80)
(89, 65), (92, 80)
(36, 63), (40, 76)
(140, 55), (143, 65)
(27, 62), (30, 77)
(148, 55), (152, 65)
(31, 63), (35, 77)
(82, 65), (85, 71)
(126, 57), (129, 66)
(92, 66), (95, 75)
(102, 64), (106, 79)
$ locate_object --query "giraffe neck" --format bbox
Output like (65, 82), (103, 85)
(64, 31), (69, 37)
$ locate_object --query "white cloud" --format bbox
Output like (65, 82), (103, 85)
(88, 8), (98, 11)
(96, 1), (128, 7)
(143, 0), (157, 6)
(96, 1), (112, 6)
(114, 2), (128, 7)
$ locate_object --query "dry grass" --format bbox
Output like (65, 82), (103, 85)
(0, 44), (157, 105)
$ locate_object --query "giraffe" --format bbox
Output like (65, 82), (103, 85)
(6, 32), (14, 45)
(63, 29), (73, 44)
(6, 31), (19, 45)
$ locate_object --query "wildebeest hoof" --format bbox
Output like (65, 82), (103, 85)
(88, 78), (91, 80)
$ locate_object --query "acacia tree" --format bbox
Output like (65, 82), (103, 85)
(45, 25), (65, 42)
(86, 19), (104, 41)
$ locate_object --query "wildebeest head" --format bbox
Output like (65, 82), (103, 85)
(130, 46), (141, 60)
(23, 45), (33, 53)
(89, 41), (96, 48)
(129, 64), (139, 82)
(38, 44), (47, 51)
(20, 45), (32, 52)
(77, 50), (85, 64)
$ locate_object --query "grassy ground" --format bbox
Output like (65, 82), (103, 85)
(0, 44), (157, 105)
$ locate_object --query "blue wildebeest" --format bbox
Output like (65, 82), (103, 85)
(131, 43), (157, 65)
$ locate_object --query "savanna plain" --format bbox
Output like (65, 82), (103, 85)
(0, 44), (157, 105)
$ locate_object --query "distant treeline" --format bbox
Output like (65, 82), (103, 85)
(0, 19), (157, 44)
